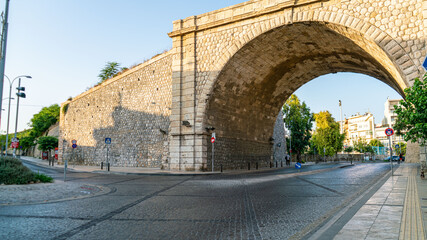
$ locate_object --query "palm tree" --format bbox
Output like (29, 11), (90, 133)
(98, 62), (121, 82)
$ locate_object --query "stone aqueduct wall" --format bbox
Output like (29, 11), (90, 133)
(60, 0), (426, 170)
(168, 0), (426, 171)
(59, 52), (173, 168)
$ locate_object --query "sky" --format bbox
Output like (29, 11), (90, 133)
(1, 0), (402, 133)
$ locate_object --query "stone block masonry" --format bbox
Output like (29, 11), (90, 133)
(59, 52), (173, 168)
(60, 0), (425, 171)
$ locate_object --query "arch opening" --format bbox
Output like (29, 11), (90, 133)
(203, 22), (408, 170)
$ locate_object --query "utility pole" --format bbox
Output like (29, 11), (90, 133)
(0, 0), (10, 132)
(339, 100), (343, 134)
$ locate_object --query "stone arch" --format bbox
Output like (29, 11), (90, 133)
(199, 12), (419, 169)
(198, 11), (419, 130)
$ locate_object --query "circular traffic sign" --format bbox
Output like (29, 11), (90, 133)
(72, 144), (77, 149)
(295, 162), (302, 169)
(385, 128), (394, 136)
(211, 137), (215, 143)
(395, 144), (400, 148)
(72, 139), (77, 144)
(11, 142), (19, 148)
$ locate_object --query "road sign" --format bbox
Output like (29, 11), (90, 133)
(11, 142), (19, 148)
(295, 162), (302, 169)
(211, 137), (215, 143)
(72, 144), (77, 149)
(423, 56), (427, 70)
(105, 138), (111, 144)
(72, 139), (77, 144)
(11, 137), (19, 143)
(385, 128), (394, 136)
(395, 144), (400, 148)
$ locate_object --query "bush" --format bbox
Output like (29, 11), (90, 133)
(0, 157), (53, 184)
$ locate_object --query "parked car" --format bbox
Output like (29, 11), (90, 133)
(384, 156), (404, 161)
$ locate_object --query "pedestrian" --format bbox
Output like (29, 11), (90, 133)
(286, 154), (290, 166)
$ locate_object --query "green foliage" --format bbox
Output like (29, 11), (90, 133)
(37, 136), (58, 152)
(98, 62), (127, 82)
(354, 137), (374, 153)
(0, 130), (33, 151)
(62, 103), (69, 114)
(0, 157), (53, 184)
(344, 146), (354, 153)
(283, 95), (314, 162)
(19, 136), (36, 151)
(395, 142), (407, 156)
(369, 139), (384, 147)
(29, 104), (60, 138)
(394, 75), (427, 145)
(34, 172), (53, 183)
(311, 111), (345, 156)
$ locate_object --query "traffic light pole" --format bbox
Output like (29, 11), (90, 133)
(389, 136), (393, 176)
(12, 78), (22, 157)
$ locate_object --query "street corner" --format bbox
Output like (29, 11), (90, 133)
(0, 181), (112, 206)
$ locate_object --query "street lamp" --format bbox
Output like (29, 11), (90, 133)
(3, 75), (31, 156)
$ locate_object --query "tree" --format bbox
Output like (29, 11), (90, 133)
(395, 142), (407, 156)
(98, 62), (127, 82)
(29, 104), (60, 138)
(283, 95), (313, 162)
(369, 139), (384, 147)
(20, 136), (36, 152)
(354, 137), (374, 154)
(344, 146), (353, 153)
(311, 111), (345, 156)
(394, 75), (427, 145)
(37, 136), (58, 160)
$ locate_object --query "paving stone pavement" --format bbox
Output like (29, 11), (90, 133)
(334, 163), (426, 240)
(0, 181), (110, 206)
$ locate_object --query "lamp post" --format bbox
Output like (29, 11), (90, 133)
(12, 76), (30, 157)
(0, 0), (11, 135)
(4, 75), (31, 156)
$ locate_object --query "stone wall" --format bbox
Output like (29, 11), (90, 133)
(168, 0), (425, 171)
(59, 52), (173, 168)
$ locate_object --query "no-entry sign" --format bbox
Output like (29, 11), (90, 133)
(211, 137), (215, 143)
(385, 128), (394, 136)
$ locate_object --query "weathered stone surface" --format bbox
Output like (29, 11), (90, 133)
(59, 53), (173, 168)
(60, 0), (424, 171)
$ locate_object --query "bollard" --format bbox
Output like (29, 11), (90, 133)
(220, 164), (223, 173)
(276, 161), (278, 168)
(248, 162), (251, 171)
(101, 162), (103, 170)
(256, 162), (258, 170)
(107, 163), (110, 172)
(270, 162), (272, 168)
(281, 161), (283, 168)
(52, 159), (54, 167)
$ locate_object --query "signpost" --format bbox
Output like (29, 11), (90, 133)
(11, 137), (19, 149)
(71, 140), (77, 168)
(105, 138), (111, 171)
(63, 140), (67, 181)
(295, 162), (301, 170)
(211, 133), (215, 172)
(385, 128), (394, 175)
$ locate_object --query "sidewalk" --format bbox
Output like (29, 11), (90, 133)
(19, 156), (328, 176)
(20, 156), (218, 176)
(334, 163), (426, 239)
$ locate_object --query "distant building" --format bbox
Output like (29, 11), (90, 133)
(383, 97), (401, 128)
(377, 97), (405, 148)
(343, 112), (376, 147)
(343, 98), (405, 150)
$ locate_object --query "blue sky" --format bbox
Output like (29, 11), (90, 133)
(1, 0), (401, 132)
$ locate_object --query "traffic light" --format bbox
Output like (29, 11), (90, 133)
(16, 86), (26, 98)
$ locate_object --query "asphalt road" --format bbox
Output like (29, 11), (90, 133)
(0, 162), (391, 240)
